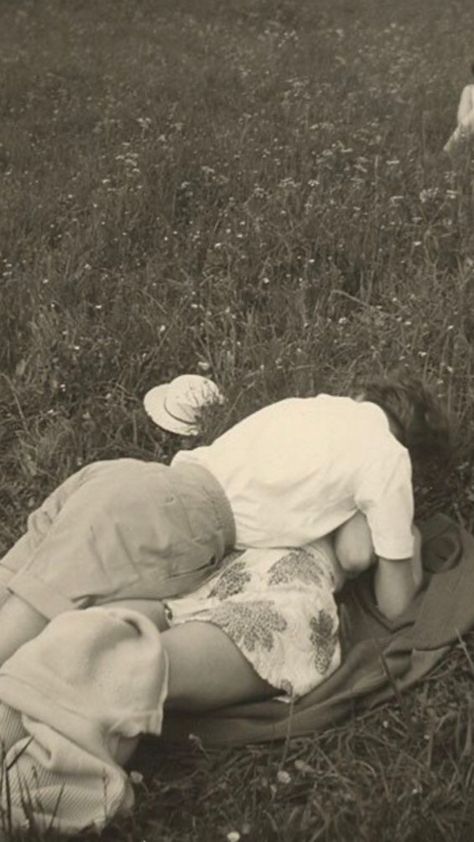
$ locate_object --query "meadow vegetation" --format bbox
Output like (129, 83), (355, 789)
(1, 0), (474, 839)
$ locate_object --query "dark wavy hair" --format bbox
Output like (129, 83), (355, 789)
(354, 374), (453, 460)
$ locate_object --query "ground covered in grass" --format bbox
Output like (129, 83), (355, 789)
(1, 0), (474, 839)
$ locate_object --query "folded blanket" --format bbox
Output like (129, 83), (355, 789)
(0, 607), (168, 834)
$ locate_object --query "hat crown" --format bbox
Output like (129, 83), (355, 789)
(144, 375), (222, 435)
(166, 375), (211, 423)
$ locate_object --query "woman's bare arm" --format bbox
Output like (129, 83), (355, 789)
(373, 527), (423, 619)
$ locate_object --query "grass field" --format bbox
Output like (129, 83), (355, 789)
(1, 0), (474, 839)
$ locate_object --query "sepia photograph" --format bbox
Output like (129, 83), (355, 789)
(0, 0), (474, 839)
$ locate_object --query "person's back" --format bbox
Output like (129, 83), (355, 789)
(173, 394), (411, 552)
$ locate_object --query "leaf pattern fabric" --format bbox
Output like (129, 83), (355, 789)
(165, 541), (341, 700)
(209, 600), (287, 651)
(309, 610), (339, 674)
(268, 548), (324, 587)
(208, 560), (252, 600)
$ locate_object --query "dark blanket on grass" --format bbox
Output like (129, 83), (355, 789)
(161, 514), (472, 746)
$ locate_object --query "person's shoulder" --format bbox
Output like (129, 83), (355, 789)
(366, 430), (411, 475)
(303, 393), (353, 407)
(355, 401), (411, 454)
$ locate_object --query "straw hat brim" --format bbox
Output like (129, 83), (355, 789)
(143, 385), (199, 436)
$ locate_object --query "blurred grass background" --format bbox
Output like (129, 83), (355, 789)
(1, 0), (474, 839)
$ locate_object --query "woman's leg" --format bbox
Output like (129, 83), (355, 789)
(161, 621), (277, 711)
(333, 511), (376, 577)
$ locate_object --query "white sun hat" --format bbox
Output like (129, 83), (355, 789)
(143, 374), (224, 436)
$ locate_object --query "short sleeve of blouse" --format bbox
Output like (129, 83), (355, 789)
(355, 449), (415, 560)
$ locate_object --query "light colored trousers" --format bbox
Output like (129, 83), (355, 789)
(0, 607), (168, 835)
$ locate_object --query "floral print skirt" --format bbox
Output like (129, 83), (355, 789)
(164, 541), (341, 700)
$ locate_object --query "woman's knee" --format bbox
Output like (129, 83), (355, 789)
(334, 512), (375, 575)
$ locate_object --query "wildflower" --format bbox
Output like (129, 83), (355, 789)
(419, 187), (439, 203)
(294, 759), (314, 774)
(276, 769), (291, 784)
(278, 177), (299, 189)
(227, 833), (240, 842)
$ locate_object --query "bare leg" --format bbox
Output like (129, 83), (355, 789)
(0, 594), (47, 665)
(333, 511), (376, 577)
(161, 621), (277, 711)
